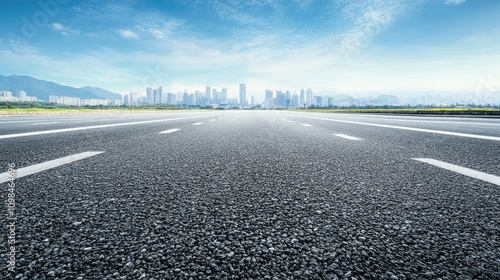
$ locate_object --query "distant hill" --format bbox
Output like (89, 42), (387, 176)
(79, 86), (121, 100)
(0, 74), (121, 101)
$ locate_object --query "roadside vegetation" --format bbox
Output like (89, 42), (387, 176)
(289, 105), (500, 115)
(0, 102), (215, 115)
(2, 101), (500, 115)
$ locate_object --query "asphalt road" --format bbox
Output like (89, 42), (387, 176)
(0, 110), (498, 279)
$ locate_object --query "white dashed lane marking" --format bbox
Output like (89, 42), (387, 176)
(0, 115), (214, 140)
(413, 158), (500, 186)
(333, 134), (362, 140)
(288, 114), (500, 141)
(30, 122), (62, 125)
(0, 151), (105, 184)
(159, 129), (181, 134)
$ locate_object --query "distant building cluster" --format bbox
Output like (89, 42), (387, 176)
(123, 84), (253, 107)
(0, 90), (37, 102)
(264, 88), (315, 109)
(49, 96), (122, 106)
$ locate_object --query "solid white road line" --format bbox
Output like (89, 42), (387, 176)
(209, 119), (216, 121)
(193, 122), (204, 125)
(30, 122), (62, 125)
(288, 114), (500, 141)
(0, 120), (33, 124)
(333, 134), (362, 140)
(345, 116), (500, 126)
(413, 158), (500, 186)
(302, 124), (313, 127)
(159, 128), (181, 134)
(0, 115), (215, 140)
(0, 151), (104, 184)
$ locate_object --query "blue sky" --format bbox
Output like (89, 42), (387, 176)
(1, 0), (499, 98)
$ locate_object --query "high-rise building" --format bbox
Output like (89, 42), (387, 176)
(265, 89), (273, 99)
(0, 91), (12, 98)
(264, 98), (274, 109)
(300, 89), (305, 105)
(292, 94), (299, 108)
(328, 97), (334, 107)
(285, 90), (291, 108)
(221, 88), (228, 104)
(167, 92), (176, 105)
(251, 95), (255, 105)
(239, 83), (246, 105)
(314, 96), (323, 107)
(123, 94), (129, 104)
(158, 87), (164, 104)
(130, 91), (138, 104)
(190, 93), (195, 106)
(17, 91), (27, 101)
(276, 90), (285, 107)
(306, 88), (313, 106)
(213, 88), (220, 104)
(153, 88), (159, 104)
(182, 92), (189, 105)
(147, 87), (154, 104)
(205, 86), (211, 100)
(195, 90), (203, 106)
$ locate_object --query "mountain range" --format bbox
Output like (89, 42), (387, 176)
(0, 75), (121, 101)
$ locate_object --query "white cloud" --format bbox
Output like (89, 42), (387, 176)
(136, 17), (183, 39)
(51, 22), (80, 36)
(445, 0), (466, 5)
(5, 0), (494, 97)
(52, 23), (64, 30)
(118, 29), (139, 39)
(335, 0), (409, 60)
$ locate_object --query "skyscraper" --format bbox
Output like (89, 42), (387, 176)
(147, 87), (153, 104)
(190, 93), (195, 106)
(239, 83), (246, 105)
(265, 89), (273, 99)
(285, 90), (291, 108)
(130, 91), (138, 104)
(213, 88), (219, 104)
(153, 88), (159, 104)
(328, 97), (334, 107)
(167, 92), (176, 105)
(205, 86), (211, 100)
(292, 93), (299, 108)
(123, 94), (129, 104)
(195, 90), (203, 106)
(314, 96), (323, 107)
(306, 88), (313, 106)
(182, 91), (189, 105)
(300, 89), (305, 105)
(158, 87), (164, 104)
(276, 90), (285, 107)
(221, 88), (228, 104)
(17, 91), (27, 101)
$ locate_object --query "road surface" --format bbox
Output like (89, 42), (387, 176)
(1, 110), (499, 279)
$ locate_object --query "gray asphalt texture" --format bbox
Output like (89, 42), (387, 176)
(0, 111), (499, 279)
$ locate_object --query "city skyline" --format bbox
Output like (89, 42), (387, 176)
(1, 0), (499, 99)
